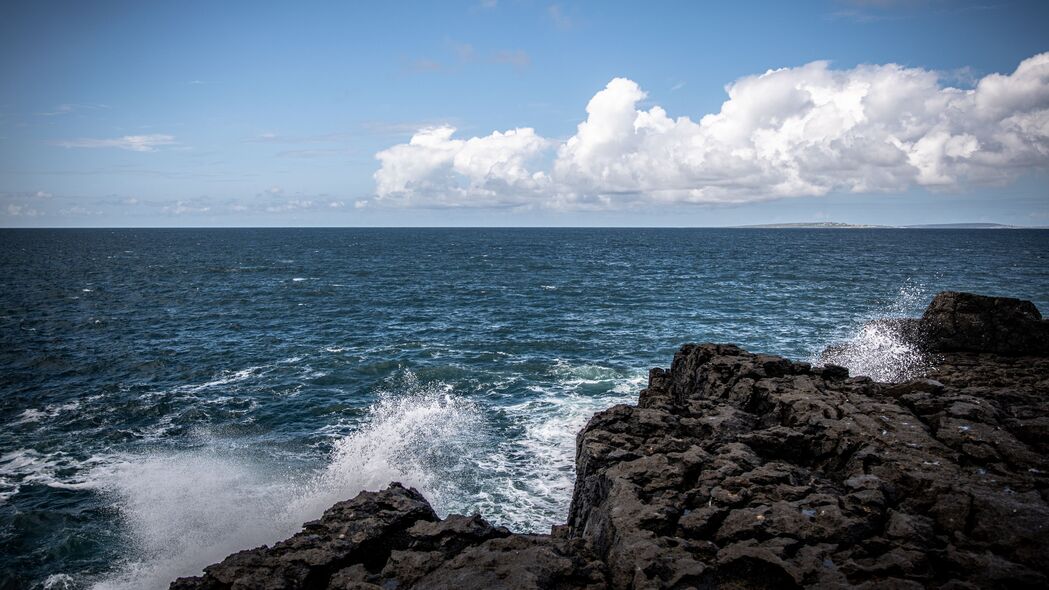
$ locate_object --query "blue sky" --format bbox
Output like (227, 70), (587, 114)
(1, 0), (1047, 227)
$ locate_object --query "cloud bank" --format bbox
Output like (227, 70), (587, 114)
(373, 52), (1049, 208)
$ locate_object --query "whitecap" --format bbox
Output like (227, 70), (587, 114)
(42, 573), (76, 590)
(13, 408), (46, 424)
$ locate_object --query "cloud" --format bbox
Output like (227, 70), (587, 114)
(453, 42), (476, 63)
(5, 203), (40, 217)
(39, 103), (108, 116)
(373, 51), (1049, 209)
(374, 125), (551, 207)
(276, 148), (348, 159)
(57, 205), (100, 216)
(547, 4), (573, 29)
(492, 50), (531, 69)
(406, 43), (530, 75)
(245, 131), (353, 144)
(162, 200), (211, 215)
(409, 58), (444, 73)
(56, 134), (176, 152)
(828, 0), (1003, 22)
(0, 191), (54, 217)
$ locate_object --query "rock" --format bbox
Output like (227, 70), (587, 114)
(171, 483), (440, 590)
(171, 484), (607, 590)
(920, 291), (1049, 356)
(173, 292), (1049, 589)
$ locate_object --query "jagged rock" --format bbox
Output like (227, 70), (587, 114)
(171, 484), (608, 590)
(566, 292), (1049, 589)
(920, 291), (1049, 356)
(173, 292), (1049, 589)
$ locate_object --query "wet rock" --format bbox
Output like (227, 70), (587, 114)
(171, 484), (607, 590)
(174, 292), (1049, 589)
(566, 292), (1048, 588)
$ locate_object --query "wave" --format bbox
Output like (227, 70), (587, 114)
(79, 361), (643, 589)
(0, 449), (107, 505)
(90, 372), (482, 590)
(811, 284), (933, 383)
(474, 367), (643, 531)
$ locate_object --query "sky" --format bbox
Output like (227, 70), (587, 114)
(1, 0), (1047, 227)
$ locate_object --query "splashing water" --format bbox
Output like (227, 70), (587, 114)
(473, 365), (643, 531)
(292, 372), (485, 518)
(812, 285), (934, 383)
(91, 372), (482, 590)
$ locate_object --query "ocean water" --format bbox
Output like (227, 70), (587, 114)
(1, 228), (1047, 589)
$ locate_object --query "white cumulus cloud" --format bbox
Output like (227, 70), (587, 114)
(374, 125), (550, 207)
(373, 52), (1049, 209)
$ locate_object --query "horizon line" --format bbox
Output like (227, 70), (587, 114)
(3, 224), (1047, 231)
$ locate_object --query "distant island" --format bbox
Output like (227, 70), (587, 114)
(902, 223), (1022, 229)
(736, 222), (1029, 229)
(736, 222), (890, 228)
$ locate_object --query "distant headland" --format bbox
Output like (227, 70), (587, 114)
(735, 222), (1033, 229)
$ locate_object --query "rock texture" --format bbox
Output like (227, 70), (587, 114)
(170, 483), (607, 590)
(172, 292), (1049, 589)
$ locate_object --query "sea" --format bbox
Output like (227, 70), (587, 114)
(2, 228), (1047, 590)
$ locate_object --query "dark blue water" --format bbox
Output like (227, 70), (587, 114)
(2, 228), (1047, 589)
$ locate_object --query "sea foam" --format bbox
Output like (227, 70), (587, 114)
(91, 373), (481, 590)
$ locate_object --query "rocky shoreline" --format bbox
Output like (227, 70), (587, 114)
(171, 292), (1049, 589)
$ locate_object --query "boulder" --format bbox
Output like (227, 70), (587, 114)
(920, 291), (1049, 356)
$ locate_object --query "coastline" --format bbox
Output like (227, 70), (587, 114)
(166, 291), (1048, 588)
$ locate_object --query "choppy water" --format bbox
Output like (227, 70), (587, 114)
(1, 228), (1047, 590)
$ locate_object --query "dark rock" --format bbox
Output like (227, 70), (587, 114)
(171, 485), (607, 590)
(920, 291), (1049, 356)
(173, 292), (1049, 589)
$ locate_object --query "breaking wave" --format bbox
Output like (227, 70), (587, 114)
(91, 372), (482, 590)
(812, 285), (934, 383)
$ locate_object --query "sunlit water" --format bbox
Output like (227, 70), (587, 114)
(1, 228), (1047, 589)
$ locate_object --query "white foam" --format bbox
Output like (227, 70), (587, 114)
(42, 574), (76, 590)
(293, 374), (483, 517)
(176, 366), (264, 394)
(812, 284), (933, 383)
(13, 408), (46, 424)
(85, 365), (645, 588)
(817, 321), (932, 382)
(90, 452), (303, 590)
(0, 449), (110, 503)
(10, 401), (82, 426)
(477, 367), (644, 531)
(91, 371), (482, 590)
